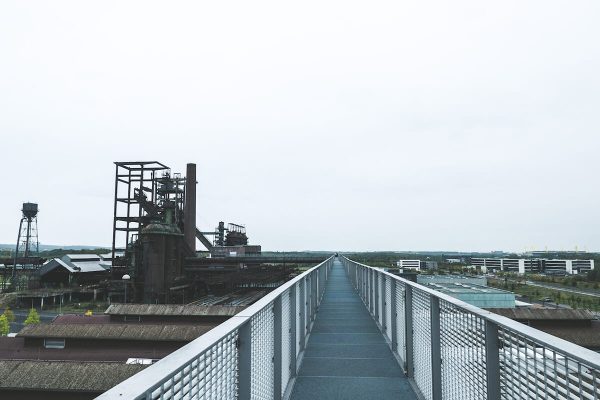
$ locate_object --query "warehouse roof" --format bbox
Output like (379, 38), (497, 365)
(0, 360), (147, 392)
(426, 282), (511, 295)
(491, 308), (595, 320)
(18, 323), (215, 342)
(540, 321), (600, 348)
(105, 303), (246, 317)
(40, 255), (110, 275)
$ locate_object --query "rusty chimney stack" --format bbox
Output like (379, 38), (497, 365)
(184, 163), (197, 252)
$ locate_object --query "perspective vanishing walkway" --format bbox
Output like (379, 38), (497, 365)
(290, 260), (418, 400)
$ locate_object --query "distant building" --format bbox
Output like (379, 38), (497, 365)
(396, 259), (421, 271)
(422, 261), (438, 270)
(39, 253), (113, 285)
(424, 281), (515, 308)
(0, 303), (241, 400)
(396, 260), (438, 271)
(471, 258), (594, 275)
(417, 275), (487, 286)
(0, 360), (147, 400)
(445, 258), (464, 264)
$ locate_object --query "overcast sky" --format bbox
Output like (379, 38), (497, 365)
(1, 1), (599, 252)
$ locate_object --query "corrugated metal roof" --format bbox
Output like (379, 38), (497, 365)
(540, 321), (600, 347)
(104, 303), (246, 317)
(69, 260), (110, 273)
(40, 257), (109, 275)
(18, 323), (215, 341)
(39, 258), (77, 274)
(64, 254), (101, 261)
(491, 308), (594, 320)
(0, 360), (147, 391)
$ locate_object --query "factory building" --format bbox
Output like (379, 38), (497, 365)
(0, 302), (249, 400)
(39, 254), (112, 285)
(490, 309), (600, 351)
(471, 258), (594, 275)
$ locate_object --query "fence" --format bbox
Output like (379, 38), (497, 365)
(341, 256), (600, 400)
(96, 256), (334, 400)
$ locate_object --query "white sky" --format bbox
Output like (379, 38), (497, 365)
(1, 1), (599, 252)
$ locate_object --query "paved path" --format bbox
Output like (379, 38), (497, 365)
(291, 260), (417, 400)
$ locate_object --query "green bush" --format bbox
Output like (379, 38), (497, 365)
(2, 307), (15, 323)
(24, 308), (40, 325)
(0, 315), (8, 336)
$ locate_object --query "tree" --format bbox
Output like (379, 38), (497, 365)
(2, 306), (15, 323)
(24, 308), (40, 325)
(0, 315), (8, 336)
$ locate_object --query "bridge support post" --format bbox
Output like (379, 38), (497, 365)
(273, 297), (282, 400)
(290, 285), (297, 379)
(485, 320), (501, 400)
(238, 321), (252, 400)
(405, 285), (414, 377)
(430, 296), (442, 400)
(390, 279), (397, 353)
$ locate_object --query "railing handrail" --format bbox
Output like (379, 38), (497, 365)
(96, 255), (335, 399)
(343, 256), (600, 370)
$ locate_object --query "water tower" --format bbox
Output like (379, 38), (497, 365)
(12, 203), (40, 279)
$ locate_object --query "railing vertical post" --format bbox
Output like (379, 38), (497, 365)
(290, 285), (297, 379)
(312, 271), (317, 320)
(485, 320), (501, 400)
(305, 277), (310, 338)
(390, 279), (397, 352)
(238, 321), (252, 400)
(359, 267), (363, 299)
(381, 275), (387, 332)
(364, 268), (368, 302)
(374, 271), (379, 320)
(405, 285), (414, 377)
(273, 297), (282, 400)
(430, 296), (442, 400)
(366, 268), (369, 305)
(364, 268), (367, 302)
(299, 279), (306, 352)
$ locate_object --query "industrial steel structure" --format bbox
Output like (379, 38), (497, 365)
(2, 203), (42, 291)
(109, 161), (299, 304)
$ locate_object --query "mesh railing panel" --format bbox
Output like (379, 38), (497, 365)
(439, 299), (487, 400)
(498, 327), (600, 400)
(413, 289), (433, 400)
(150, 330), (239, 400)
(385, 277), (392, 341)
(395, 281), (406, 365)
(251, 304), (275, 400)
(281, 290), (292, 396)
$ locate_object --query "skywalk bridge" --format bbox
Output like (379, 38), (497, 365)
(98, 256), (600, 400)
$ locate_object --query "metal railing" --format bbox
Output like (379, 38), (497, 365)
(96, 256), (334, 400)
(341, 256), (600, 400)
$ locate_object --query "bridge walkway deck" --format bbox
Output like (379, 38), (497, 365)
(290, 260), (417, 400)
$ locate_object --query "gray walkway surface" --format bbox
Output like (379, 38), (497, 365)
(290, 260), (418, 400)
